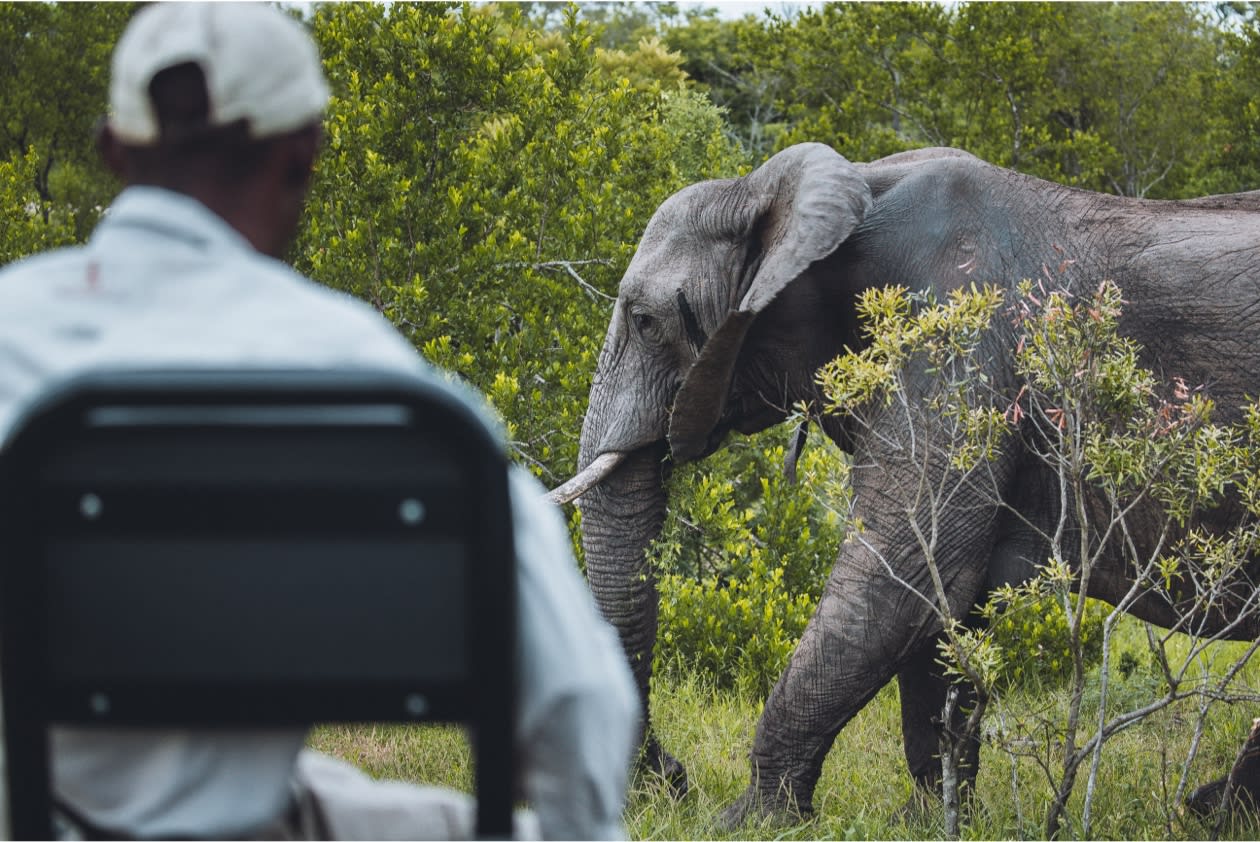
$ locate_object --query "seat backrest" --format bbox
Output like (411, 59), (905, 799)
(0, 368), (516, 839)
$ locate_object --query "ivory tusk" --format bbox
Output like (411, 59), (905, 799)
(545, 451), (627, 506)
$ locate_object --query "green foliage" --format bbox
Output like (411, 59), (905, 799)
(595, 37), (689, 91)
(665, 1), (1241, 198)
(652, 430), (848, 697)
(297, 2), (745, 487)
(983, 585), (1109, 689)
(0, 2), (131, 262)
(816, 283), (1068, 693)
(1010, 279), (1163, 436)
(818, 283), (1005, 410)
(662, 10), (793, 158)
(814, 277), (1260, 833)
(0, 147), (79, 265)
(815, 276), (1254, 695)
(1004, 279), (1260, 832)
(1195, 6), (1260, 194)
(518, 2), (687, 50)
(773, 2), (951, 162)
(1009, 279), (1260, 610)
(656, 555), (816, 700)
(818, 283), (1011, 478)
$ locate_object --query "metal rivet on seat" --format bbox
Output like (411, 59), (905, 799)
(80, 493), (103, 521)
(398, 498), (426, 526)
(404, 693), (429, 716)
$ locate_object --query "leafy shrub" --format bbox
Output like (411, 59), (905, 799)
(985, 590), (1108, 689)
(0, 148), (78, 265)
(652, 429), (847, 697)
(815, 283), (1121, 697)
(0, 3), (132, 258)
(656, 557), (817, 699)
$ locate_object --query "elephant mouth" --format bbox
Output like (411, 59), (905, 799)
(549, 426), (722, 506)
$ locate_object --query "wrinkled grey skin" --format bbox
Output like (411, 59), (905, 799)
(576, 143), (1260, 822)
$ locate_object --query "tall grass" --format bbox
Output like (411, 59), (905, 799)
(309, 617), (1260, 839)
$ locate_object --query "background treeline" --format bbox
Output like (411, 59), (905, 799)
(6, 0), (1260, 693)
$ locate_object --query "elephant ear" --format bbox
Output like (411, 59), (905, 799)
(737, 142), (872, 313)
(668, 143), (871, 463)
(668, 310), (754, 462)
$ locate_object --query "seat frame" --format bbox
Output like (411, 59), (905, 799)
(0, 368), (516, 839)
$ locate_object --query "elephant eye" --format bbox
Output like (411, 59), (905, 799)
(632, 311), (658, 339)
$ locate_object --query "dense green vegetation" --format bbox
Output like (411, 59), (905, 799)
(0, 2), (132, 258)
(8, 2), (1260, 836)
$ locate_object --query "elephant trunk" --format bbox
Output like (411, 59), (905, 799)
(577, 443), (668, 732)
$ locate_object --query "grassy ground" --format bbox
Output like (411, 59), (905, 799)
(309, 620), (1260, 839)
(630, 671), (1260, 840)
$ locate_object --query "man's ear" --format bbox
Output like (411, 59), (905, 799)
(95, 118), (128, 180)
(280, 123), (322, 190)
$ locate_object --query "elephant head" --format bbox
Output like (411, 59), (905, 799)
(570, 143), (872, 783)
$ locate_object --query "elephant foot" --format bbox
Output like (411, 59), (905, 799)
(715, 780), (811, 832)
(1187, 718), (1260, 818)
(639, 737), (689, 799)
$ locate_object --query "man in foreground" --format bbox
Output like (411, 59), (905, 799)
(0, 4), (637, 838)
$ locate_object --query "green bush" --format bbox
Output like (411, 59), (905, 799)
(653, 428), (848, 697)
(985, 591), (1108, 689)
(0, 147), (79, 265)
(656, 558), (816, 699)
(0, 2), (132, 259)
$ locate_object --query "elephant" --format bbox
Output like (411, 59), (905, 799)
(556, 141), (1260, 824)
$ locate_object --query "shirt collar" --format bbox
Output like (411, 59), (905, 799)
(92, 186), (259, 256)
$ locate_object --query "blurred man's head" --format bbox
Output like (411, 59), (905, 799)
(97, 3), (331, 257)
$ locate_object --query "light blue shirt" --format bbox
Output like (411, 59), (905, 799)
(0, 187), (637, 839)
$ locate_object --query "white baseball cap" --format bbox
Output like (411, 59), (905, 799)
(108, 2), (331, 146)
